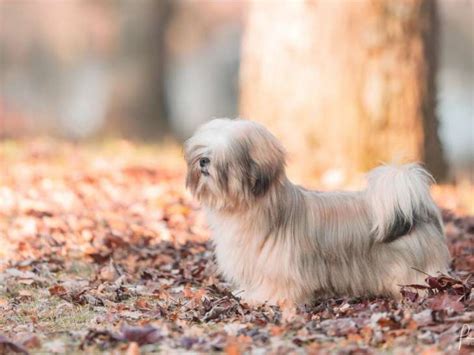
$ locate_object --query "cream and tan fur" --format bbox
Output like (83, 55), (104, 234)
(184, 118), (451, 304)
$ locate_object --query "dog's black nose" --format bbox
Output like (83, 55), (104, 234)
(199, 157), (210, 168)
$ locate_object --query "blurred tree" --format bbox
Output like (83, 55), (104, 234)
(240, 0), (447, 180)
(111, 0), (172, 139)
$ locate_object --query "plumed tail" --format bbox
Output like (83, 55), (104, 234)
(366, 163), (442, 242)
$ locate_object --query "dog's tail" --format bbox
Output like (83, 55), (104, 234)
(366, 163), (442, 242)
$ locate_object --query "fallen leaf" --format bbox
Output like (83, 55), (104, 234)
(0, 334), (29, 354)
(126, 342), (140, 355)
(48, 285), (67, 297)
(120, 324), (162, 346)
(427, 293), (464, 313)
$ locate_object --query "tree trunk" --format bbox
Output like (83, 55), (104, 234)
(240, 0), (447, 181)
(114, 0), (172, 139)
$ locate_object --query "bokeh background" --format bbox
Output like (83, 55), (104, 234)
(0, 0), (472, 183)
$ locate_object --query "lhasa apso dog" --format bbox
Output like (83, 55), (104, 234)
(184, 118), (451, 304)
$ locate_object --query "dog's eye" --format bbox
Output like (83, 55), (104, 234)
(199, 157), (210, 168)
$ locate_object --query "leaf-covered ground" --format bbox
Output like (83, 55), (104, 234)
(0, 140), (472, 354)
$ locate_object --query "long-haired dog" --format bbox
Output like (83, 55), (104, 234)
(184, 118), (451, 304)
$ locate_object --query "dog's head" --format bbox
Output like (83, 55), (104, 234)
(184, 118), (286, 211)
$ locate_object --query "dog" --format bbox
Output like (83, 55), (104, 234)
(184, 118), (451, 304)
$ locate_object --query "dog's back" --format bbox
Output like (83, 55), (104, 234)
(302, 164), (450, 298)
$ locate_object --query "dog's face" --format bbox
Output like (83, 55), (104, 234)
(184, 119), (286, 211)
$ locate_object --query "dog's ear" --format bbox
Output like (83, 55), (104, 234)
(246, 126), (286, 197)
(250, 160), (273, 196)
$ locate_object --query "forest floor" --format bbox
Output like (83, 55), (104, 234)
(0, 139), (472, 354)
